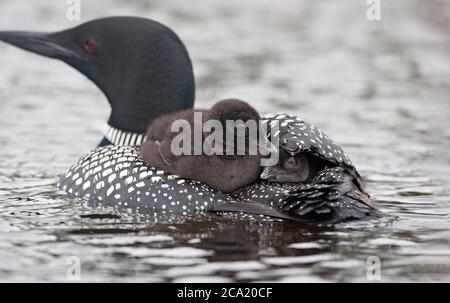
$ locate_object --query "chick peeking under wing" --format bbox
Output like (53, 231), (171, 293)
(260, 150), (331, 183)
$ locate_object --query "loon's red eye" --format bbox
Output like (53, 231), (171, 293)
(84, 39), (97, 53)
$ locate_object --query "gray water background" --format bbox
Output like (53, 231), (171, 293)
(0, 0), (449, 282)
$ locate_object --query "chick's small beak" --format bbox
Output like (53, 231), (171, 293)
(260, 167), (276, 181)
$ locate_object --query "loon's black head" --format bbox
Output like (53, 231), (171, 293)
(0, 16), (195, 145)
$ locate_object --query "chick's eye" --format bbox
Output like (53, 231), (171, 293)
(285, 157), (297, 167)
(83, 39), (97, 53)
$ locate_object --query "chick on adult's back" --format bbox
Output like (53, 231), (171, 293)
(140, 99), (263, 192)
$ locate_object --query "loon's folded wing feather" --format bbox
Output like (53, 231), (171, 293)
(209, 200), (299, 222)
(232, 167), (384, 224)
(280, 167), (383, 223)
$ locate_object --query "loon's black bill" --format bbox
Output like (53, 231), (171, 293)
(0, 31), (79, 61)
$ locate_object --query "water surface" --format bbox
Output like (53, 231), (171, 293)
(0, 0), (449, 282)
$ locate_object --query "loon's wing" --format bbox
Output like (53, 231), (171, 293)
(232, 167), (384, 224)
(279, 167), (382, 223)
(57, 145), (233, 216)
(262, 113), (367, 193)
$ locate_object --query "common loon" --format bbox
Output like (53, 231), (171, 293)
(0, 16), (384, 223)
(140, 99), (263, 193)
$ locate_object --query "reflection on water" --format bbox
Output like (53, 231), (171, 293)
(0, 0), (449, 282)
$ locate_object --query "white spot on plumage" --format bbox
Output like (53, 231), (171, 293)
(102, 168), (113, 177)
(82, 181), (91, 190)
(106, 186), (114, 196)
(139, 171), (150, 179)
(151, 176), (162, 183)
(108, 174), (116, 183)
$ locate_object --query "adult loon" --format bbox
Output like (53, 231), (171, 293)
(0, 16), (384, 223)
(140, 99), (263, 193)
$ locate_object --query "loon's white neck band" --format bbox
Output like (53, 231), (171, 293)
(102, 124), (146, 146)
